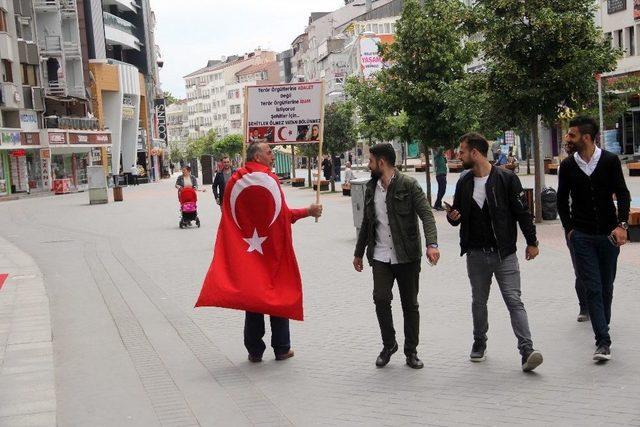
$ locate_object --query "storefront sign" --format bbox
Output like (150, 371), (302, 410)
(123, 94), (136, 121)
(11, 149), (26, 157)
(154, 98), (167, 143)
(91, 147), (102, 164)
(69, 132), (112, 145)
(21, 133), (40, 146)
(19, 110), (39, 132)
(1, 131), (21, 147)
(48, 132), (67, 145)
(608, 0), (627, 14)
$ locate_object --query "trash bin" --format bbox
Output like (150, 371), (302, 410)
(541, 187), (558, 220)
(113, 186), (123, 202)
(350, 178), (370, 236)
(88, 166), (108, 205)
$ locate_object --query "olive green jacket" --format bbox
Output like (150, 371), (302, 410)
(354, 170), (438, 265)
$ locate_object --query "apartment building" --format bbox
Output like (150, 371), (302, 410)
(166, 98), (187, 149)
(183, 50), (279, 140)
(600, 0), (640, 155)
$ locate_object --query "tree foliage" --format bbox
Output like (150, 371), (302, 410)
(163, 91), (178, 106)
(344, 76), (392, 143)
(323, 101), (358, 155)
(168, 141), (185, 163)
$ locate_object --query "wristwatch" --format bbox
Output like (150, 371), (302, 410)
(428, 243), (439, 249)
(530, 240), (539, 247)
(618, 222), (629, 230)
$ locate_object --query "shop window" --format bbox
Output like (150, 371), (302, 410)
(2, 59), (13, 83)
(629, 26), (635, 56)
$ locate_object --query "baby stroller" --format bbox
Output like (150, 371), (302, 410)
(178, 187), (201, 228)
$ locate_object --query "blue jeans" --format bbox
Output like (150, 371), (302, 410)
(244, 312), (290, 357)
(571, 231), (620, 347)
(565, 235), (587, 311)
(434, 174), (447, 209)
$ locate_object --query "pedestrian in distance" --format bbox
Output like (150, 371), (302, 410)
(433, 148), (448, 211)
(446, 133), (543, 372)
(175, 165), (205, 192)
(321, 156), (332, 181)
(353, 143), (440, 369)
(130, 164), (139, 186)
(558, 116), (631, 362)
(212, 156), (236, 210)
(562, 139), (589, 323)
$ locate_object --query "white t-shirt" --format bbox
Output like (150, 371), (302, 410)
(574, 146), (601, 177)
(473, 175), (489, 208)
(183, 176), (193, 188)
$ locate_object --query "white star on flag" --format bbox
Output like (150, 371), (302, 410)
(243, 229), (268, 255)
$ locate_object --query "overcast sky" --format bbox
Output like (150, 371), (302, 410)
(152, 0), (344, 98)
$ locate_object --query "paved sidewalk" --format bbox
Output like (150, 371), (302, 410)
(0, 236), (56, 426)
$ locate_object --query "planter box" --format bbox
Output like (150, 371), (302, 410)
(547, 163), (559, 175)
(291, 178), (305, 187)
(628, 225), (640, 243)
(629, 162), (640, 177)
(342, 185), (351, 196)
(415, 165), (426, 172)
(448, 162), (463, 173)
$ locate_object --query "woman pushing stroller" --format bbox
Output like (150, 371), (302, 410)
(175, 166), (205, 228)
(175, 165), (205, 191)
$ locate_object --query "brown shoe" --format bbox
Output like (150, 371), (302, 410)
(248, 354), (262, 363)
(275, 349), (294, 361)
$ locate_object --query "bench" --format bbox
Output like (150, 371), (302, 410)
(629, 162), (640, 177)
(629, 208), (640, 242)
(547, 163), (559, 175)
(291, 178), (305, 187)
(448, 161), (463, 173)
(415, 164), (426, 173)
(313, 180), (329, 191)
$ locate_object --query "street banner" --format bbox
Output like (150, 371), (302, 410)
(196, 161), (307, 320)
(359, 34), (394, 80)
(245, 82), (324, 145)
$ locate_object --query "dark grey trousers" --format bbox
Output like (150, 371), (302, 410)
(466, 251), (534, 355)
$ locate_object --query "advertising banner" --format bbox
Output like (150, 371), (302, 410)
(359, 34), (394, 80)
(19, 110), (39, 132)
(245, 82), (324, 144)
(154, 99), (167, 144)
(21, 133), (40, 146)
(48, 132), (67, 145)
(1, 131), (21, 147)
(69, 132), (111, 145)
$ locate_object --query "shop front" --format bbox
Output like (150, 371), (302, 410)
(1, 128), (46, 195)
(46, 130), (112, 193)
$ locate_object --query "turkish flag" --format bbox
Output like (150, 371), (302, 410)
(195, 161), (307, 320)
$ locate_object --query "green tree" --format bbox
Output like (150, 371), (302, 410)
(297, 143), (320, 188)
(163, 91), (178, 106)
(378, 0), (476, 203)
(476, 0), (620, 221)
(214, 134), (244, 159)
(344, 76), (391, 144)
(323, 101), (358, 191)
(168, 141), (185, 164)
(580, 75), (640, 129)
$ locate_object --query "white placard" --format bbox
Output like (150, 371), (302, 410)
(245, 82), (323, 144)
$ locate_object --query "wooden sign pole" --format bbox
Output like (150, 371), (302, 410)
(315, 80), (326, 223)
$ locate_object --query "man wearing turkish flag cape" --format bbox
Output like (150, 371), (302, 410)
(196, 142), (323, 362)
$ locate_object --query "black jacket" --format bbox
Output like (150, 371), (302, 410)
(212, 169), (236, 203)
(447, 166), (537, 259)
(557, 150), (630, 235)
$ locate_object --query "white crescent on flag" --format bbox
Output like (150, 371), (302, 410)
(229, 172), (282, 229)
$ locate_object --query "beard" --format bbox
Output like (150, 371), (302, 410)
(370, 168), (382, 179)
(462, 159), (473, 170)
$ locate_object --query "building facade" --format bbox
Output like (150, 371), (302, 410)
(183, 50), (279, 140)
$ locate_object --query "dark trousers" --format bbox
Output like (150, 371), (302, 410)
(372, 260), (421, 356)
(434, 174), (447, 208)
(571, 231), (620, 347)
(244, 312), (290, 357)
(565, 235), (587, 311)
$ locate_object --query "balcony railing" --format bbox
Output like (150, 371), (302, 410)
(40, 35), (62, 54)
(63, 41), (80, 56)
(45, 80), (66, 96)
(60, 0), (77, 14)
(33, 0), (60, 10)
(103, 11), (136, 37)
(45, 116), (100, 130)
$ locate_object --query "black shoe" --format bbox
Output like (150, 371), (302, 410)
(577, 310), (590, 322)
(434, 206), (445, 211)
(469, 340), (486, 362)
(521, 348), (543, 372)
(593, 345), (611, 362)
(405, 353), (424, 369)
(375, 342), (398, 367)
(248, 354), (262, 363)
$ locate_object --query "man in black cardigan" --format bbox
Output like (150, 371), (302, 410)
(558, 116), (631, 363)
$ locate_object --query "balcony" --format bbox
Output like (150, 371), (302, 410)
(60, 0), (77, 15)
(33, 0), (60, 11)
(103, 12), (141, 51)
(63, 41), (81, 57)
(45, 80), (66, 96)
(39, 35), (63, 55)
(102, 0), (137, 14)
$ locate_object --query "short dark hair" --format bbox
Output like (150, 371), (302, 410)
(182, 165), (191, 172)
(246, 142), (262, 162)
(369, 143), (396, 166)
(459, 132), (489, 156)
(569, 116), (599, 141)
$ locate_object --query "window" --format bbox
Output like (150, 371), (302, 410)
(629, 26), (635, 56)
(0, 9), (7, 32)
(2, 59), (13, 83)
(21, 64), (37, 86)
(616, 29), (623, 50)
